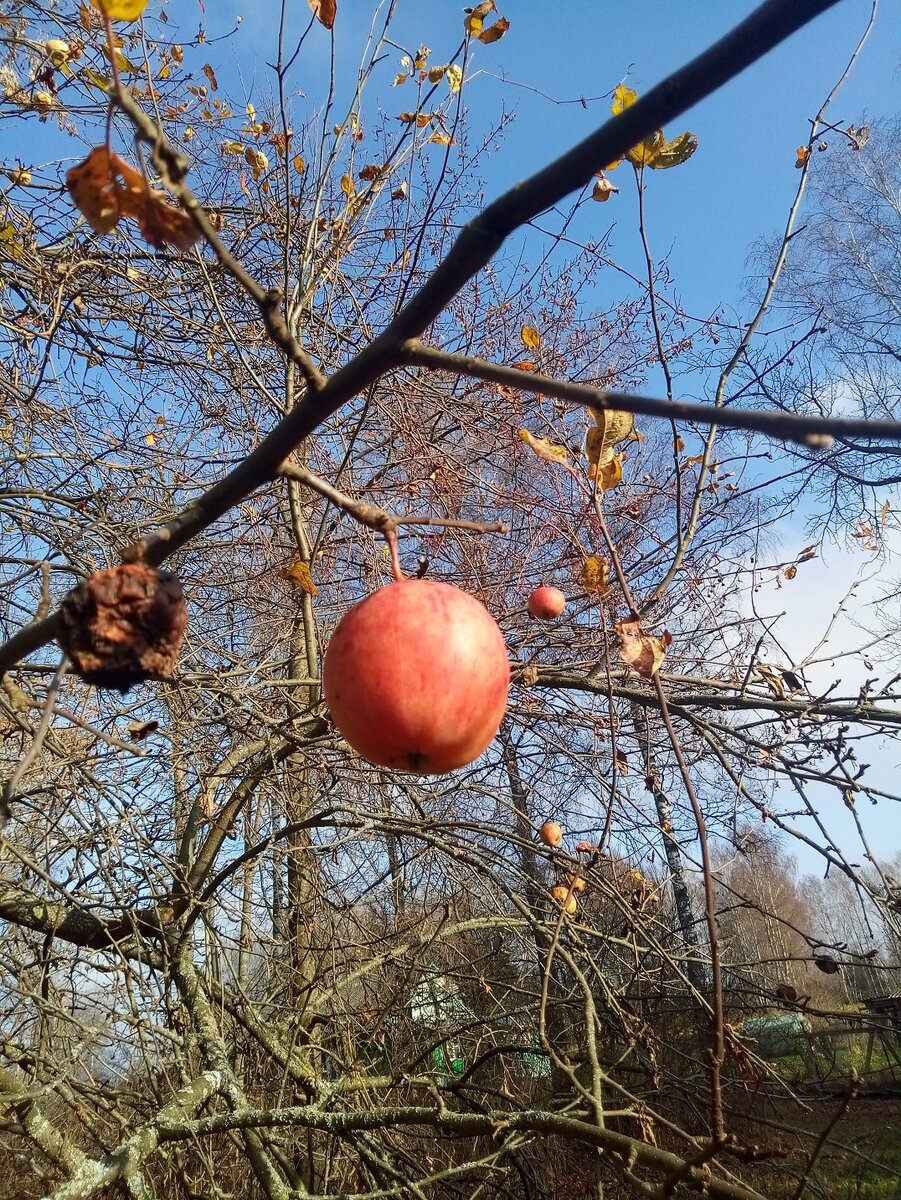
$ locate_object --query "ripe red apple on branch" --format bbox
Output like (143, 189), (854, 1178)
(323, 579), (510, 774)
(527, 586), (566, 620)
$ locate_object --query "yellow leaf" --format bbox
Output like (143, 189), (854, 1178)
(427, 65), (446, 83)
(589, 453), (623, 492)
(45, 39), (71, 66)
(519, 428), (569, 468)
(7, 168), (32, 186)
(425, 131), (455, 146)
(280, 561), (318, 596)
(881, 499), (891, 526)
(520, 325), (541, 350)
(91, 0), (148, 21)
(81, 67), (111, 90)
(649, 130), (698, 169)
(393, 72), (408, 87)
(446, 64), (463, 94)
(221, 141), (244, 154)
(579, 556), (609, 594)
(245, 147), (269, 178)
(144, 431), (155, 446)
(586, 409), (635, 478)
(611, 83), (637, 115)
(610, 84), (697, 171)
(102, 44), (142, 73)
(464, 0), (495, 36)
(784, 565), (797, 580)
(340, 173), (355, 196)
(617, 619), (668, 679)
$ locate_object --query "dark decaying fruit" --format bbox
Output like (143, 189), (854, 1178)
(58, 562), (187, 692)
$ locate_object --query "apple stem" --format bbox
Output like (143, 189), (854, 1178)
(385, 529), (405, 582)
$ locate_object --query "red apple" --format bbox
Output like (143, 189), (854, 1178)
(323, 579), (510, 774)
(528, 586), (566, 620)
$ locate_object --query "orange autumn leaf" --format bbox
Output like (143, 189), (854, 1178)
(279, 561), (318, 596)
(66, 146), (200, 251)
(308, 0), (336, 30)
(135, 191), (201, 251)
(795, 145), (811, 169)
(478, 15), (509, 42)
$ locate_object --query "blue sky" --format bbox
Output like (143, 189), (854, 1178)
(201, 0), (899, 331)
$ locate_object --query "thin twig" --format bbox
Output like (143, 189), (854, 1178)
(279, 461), (507, 536)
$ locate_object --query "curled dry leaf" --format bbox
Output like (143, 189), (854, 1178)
(308, 0), (337, 30)
(592, 172), (619, 201)
(66, 146), (200, 251)
(445, 64), (463, 94)
(586, 407), (634, 490)
(616, 618), (668, 679)
(126, 718), (159, 741)
(795, 145), (811, 169)
(478, 15), (509, 42)
(279, 561), (318, 596)
(464, 0), (495, 35)
(579, 556), (609, 594)
(58, 563), (188, 692)
(519, 428), (569, 468)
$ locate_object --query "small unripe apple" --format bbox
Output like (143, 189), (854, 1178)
(550, 885), (577, 914)
(528, 586), (566, 620)
(539, 819), (563, 847)
(323, 579), (510, 774)
(567, 874), (586, 893)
